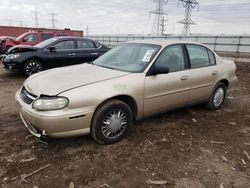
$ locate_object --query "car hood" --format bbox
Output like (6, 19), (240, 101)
(24, 64), (130, 96)
(0, 36), (16, 42)
(8, 45), (39, 54)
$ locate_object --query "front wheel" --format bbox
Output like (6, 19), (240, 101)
(91, 100), (133, 144)
(23, 60), (43, 76)
(206, 82), (227, 110)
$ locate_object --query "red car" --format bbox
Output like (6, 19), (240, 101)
(0, 31), (69, 54)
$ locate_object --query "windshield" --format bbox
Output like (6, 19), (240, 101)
(16, 33), (28, 41)
(93, 43), (161, 73)
(34, 38), (58, 48)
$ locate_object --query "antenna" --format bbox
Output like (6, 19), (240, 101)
(149, 0), (168, 36)
(178, 0), (199, 35)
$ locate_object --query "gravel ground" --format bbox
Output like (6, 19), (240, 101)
(0, 62), (249, 188)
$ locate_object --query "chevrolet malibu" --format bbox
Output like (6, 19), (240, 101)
(16, 40), (237, 144)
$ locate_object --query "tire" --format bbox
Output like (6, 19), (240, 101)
(0, 45), (3, 54)
(91, 99), (133, 145)
(23, 60), (44, 76)
(206, 82), (227, 110)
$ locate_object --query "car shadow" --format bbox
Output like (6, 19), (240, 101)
(33, 104), (208, 150)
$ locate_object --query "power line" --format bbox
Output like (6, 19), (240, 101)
(150, 0), (168, 36)
(178, 0), (199, 35)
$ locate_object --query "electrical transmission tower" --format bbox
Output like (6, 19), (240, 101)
(32, 11), (39, 28)
(160, 16), (167, 35)
(178, 0), (199, 35)
(50, 13), (57, 29)
(150, 0), (168, 36)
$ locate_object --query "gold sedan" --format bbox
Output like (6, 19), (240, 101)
(16, 40), (237, 144)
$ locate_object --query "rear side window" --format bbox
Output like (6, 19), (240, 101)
(208, 50), (216, 65)
(41, 34), (54, 41)
(77, 40), (95, 49)
(186, 45), (210, 68)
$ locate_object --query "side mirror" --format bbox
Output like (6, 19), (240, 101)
(48, 46), (57, 52)
(150, 65), (169, 75)
(22, 38), (27, 42)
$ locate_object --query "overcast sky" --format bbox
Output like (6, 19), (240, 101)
(0, 0), (249, 35)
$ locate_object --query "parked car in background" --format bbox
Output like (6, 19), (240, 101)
(16, 40), (237, 144)
(0, 36), (16, 54)
(3, 36), (109, 76)
(0, 31), (70, 54)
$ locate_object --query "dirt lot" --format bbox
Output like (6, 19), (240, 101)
(0, 62), (249, 188)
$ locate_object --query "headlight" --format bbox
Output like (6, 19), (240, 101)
(6, 53), (21, 60)
(32, 97), (69, 111)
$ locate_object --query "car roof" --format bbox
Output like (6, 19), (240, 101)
(53, 36), (86, 40)
(125, 39), (204, 47)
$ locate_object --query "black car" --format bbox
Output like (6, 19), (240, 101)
(2, 37), (109, 76)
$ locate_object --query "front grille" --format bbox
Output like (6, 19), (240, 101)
(20, 87), (37, 105)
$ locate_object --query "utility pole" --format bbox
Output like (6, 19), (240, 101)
(86, 25), (89, 36)
(32, 11), (39, 28)
(160, 16), (168, 35)
(19, 20), (23, 27)
(8, 20), (12, 26)
(50, 13), (57, 29)
(149, 0), (168, 36)
(178, 0), (199, 35)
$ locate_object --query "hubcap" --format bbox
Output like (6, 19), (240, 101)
(101, 109), (127, 139)
(26, 61), (42, 75)
(213, 87), (225, 107)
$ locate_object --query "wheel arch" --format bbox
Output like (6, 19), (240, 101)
(93, 95), (138, 122)
(23, 56), (45, 68)
(218, 79), (229, 88)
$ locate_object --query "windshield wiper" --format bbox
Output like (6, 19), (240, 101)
(94, 64), (116, 70)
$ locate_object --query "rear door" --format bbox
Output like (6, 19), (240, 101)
(144, 44), (190, 117)
(185, 44), (218, 104)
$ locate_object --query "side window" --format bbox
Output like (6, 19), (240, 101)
(53, 40), (75, 50)
(186, 45), (210, 68)
(24, 34), (38, 42)
(155, 45), (185, 72)
(208, 50), (216, 65)
(77, 40), (95, 49)
(94, 41), (102, 48)
(41, 34), (54, 41)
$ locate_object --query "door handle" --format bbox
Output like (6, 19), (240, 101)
(68, 53), (76, 56)
(181, 76), (189, 81)
(212, 71), (218, 76)
(91, 52), (98, 55)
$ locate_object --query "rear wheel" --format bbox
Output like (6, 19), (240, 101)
(91, 99), (133, 144)
(23, 60), (43, 76)
(206, 82), (227, 110)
